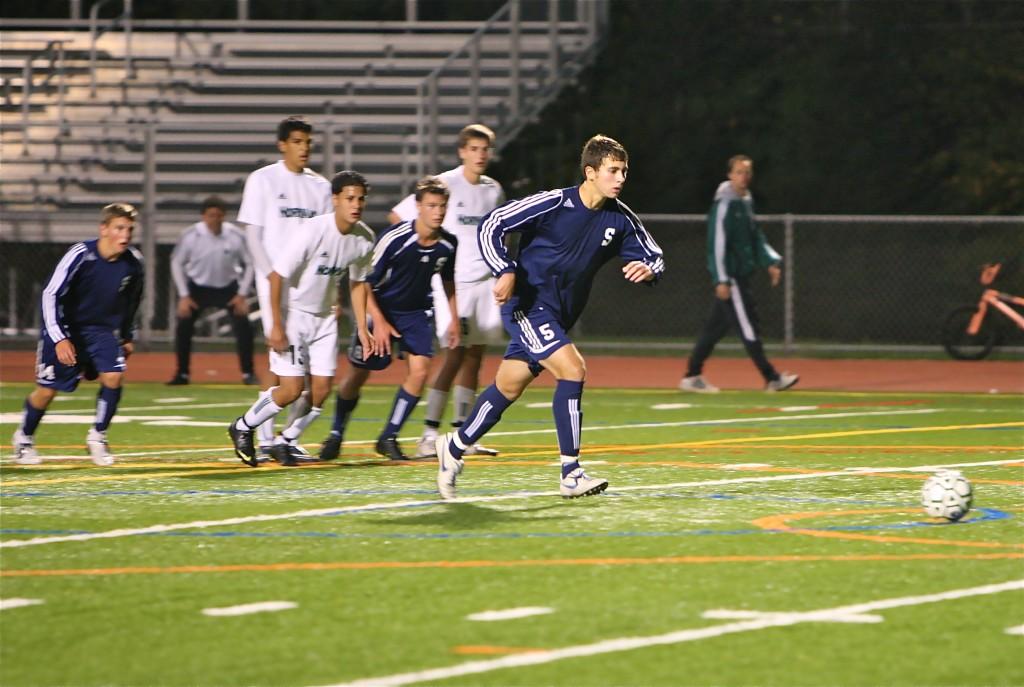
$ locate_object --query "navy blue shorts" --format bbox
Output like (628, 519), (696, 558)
(347, 309), (435, 370)
(35, 329), (126, 392)
(501, 303), (571, 377)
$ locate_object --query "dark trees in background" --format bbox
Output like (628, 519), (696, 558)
(492, 0), (1024, 215)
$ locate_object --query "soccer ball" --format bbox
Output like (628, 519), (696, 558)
(920, 470), (973, 521)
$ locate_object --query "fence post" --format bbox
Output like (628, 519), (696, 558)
(343, 123), (353, 169)
(548, 0), (558, 84)
(237, 0), (248, 24)
(124, 0), (134, 80)
(469, 37), (480, 124)
(428, 73), (439, 173)
(783, 213), (795, 354)
(20, 61), (31, 156)
(416, 82), (425, 176)
(8, 268), (18, 332)
(141, 121), (157, 345)
(57, 43), (67, 136)
(322, 122), (334, 178)
(509, 0), (520, 119)
(406, 0), (417, 22)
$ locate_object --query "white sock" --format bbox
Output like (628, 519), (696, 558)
(286, 390), (311, 426)
(254, 389), (276, 446)
(452, 385), (475, 425)
(423, 388), (449, 426)
(281, 406), (322, 442)
(244, 387), (283, 429)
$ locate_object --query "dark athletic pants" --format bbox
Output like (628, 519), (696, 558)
(686, 276), (779, 382)
(174, 281), (254, 377)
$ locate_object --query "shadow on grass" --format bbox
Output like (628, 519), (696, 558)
(367, 501), (565, 530)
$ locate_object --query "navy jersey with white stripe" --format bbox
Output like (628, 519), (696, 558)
(478, 185), (665, 328)
(41, 239), (145, 343)
(367, 221), (457, 314)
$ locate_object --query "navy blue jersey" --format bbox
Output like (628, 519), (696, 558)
(41, 239), (145, 343)
(367, 221), (457, 314)
(478, 186), (665, 328)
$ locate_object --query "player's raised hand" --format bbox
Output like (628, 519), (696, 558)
(622, 261), (654, 283)
(55, 338), (77, 366)
(493, 272), (515, 304)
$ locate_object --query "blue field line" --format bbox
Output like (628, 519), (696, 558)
(1, 508), (1009, 542)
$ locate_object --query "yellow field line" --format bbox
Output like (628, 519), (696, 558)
(3, 552), (1022, 578)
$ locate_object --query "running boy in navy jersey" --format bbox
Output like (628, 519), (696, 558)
(12, 203), (144, 466)
(318, 176), (459, 461)
(435, 135), (665, 499)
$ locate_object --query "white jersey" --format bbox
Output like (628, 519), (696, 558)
(391, 166), (504, 283)
(237, 160), (332, 275)
(271, 214), (376, 317)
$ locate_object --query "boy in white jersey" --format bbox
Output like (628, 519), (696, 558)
(236, 116), (332, 459)
(228, 171), (376, 466)
(387, 124), (505, 458)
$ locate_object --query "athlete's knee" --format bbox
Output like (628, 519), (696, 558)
(29, 386), (57, 409)
(98, 372), (124, 388)
(272, 377), (304, 405)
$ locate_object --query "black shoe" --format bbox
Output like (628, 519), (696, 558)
(319, 432), (342, 461)
(166, 374), (190, 386)
(241, 373), (258, 385)
(270, 442), (298, 467)
(375, 436), (408, 461)
(228, 419), (257, 467)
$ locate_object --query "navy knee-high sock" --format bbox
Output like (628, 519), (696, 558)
(95, 385), (122, 432)
(553, 380), (584, 477)
(330, 395), (360, 437)
(380, 387), (419, 440)
(20, 398), (46, 436)
(451, 384), (513, 459)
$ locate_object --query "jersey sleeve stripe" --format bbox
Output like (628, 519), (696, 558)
(713, 198), (729, 281)
(42, 242), (87, 342)
(371, 223), (414, 267)
(479, 190), (563, 273)
(620, 204), (666, 275)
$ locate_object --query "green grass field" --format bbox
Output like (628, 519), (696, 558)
(1, 380), (1022, 686)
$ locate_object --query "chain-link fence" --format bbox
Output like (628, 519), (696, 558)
(2, 214), (1021, 354)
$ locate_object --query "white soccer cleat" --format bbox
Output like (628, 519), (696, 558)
(86, 428), (115, 466)
(765, 372), (799, 392)
(678, 375), (720, 393)
(12, 430), (42, 465)
(416, 430), (439, 458)
(559, 466), (608, 499)
(435, 432), (464, 500)
(463, 443), (499, 456)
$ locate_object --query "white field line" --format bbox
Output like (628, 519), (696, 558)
(0, 407), (943, 463)
(0, 598), (44, 611)
(702, 609), (882, 623)
(201, 601), (296, 617)
(319, 580), (1024, 687)
(467, 607), (554, 622)
(1005, 624), (1024, 636)
(2, 457), (1019, 550)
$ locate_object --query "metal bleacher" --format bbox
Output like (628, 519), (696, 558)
(1, 1), (609, 245)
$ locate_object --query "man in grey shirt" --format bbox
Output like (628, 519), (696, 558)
(168, 196), (256, 385)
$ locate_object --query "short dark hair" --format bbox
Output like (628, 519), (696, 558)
(457, 123), (495, 149)
(201, 195), (226, 213)
(414, 176), (450, 202)
(331, 170), (369, 195)
(277, 115), (312, 142)
(728, 155), (752, 173)
(580, 134), (627, 176)
(100, 202), (138, 224)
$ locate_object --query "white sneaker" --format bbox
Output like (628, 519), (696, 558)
(435, 432), (464, 500)
(86, 428), (114, 466)
(560, 466), (608, 499)
(463, 443), (499, 456)
(678, 375), (720, 393)
(416, 429), (439, 458)
(12, 430), (41, 465)
(765, 372), (799, 392)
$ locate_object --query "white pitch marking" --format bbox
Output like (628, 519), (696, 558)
(3, 457), (1020, 549)
(142, 420), (228, 427)
(778, 406), (818, 412)
(317, 580), (1024, 687)
(0, 413), (192, 425)
(0, 598), (44, 611)
(202, 601), (296, 617)
(524, 402), (551, 409)
(1006, 624), (1024, 636)
(156, 397), (194, 403)
(701, 609), (882, 623)
(467, 607), (553, 622)
(651, 403), (693, 410)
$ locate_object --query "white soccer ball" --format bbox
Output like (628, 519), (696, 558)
(921, 470), (973, 521)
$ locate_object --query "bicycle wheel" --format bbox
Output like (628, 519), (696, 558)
(942, 305), (996, 360)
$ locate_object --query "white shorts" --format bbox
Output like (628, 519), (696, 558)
(430, 274), (451, 341)
(456, 278), (505, 346)
(268, 310), (339, 378)
(255, 271), (288, 340)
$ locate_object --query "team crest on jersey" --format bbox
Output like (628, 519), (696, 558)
(316, 264), (345, 276)
(279, 207), (317, 219)
(118, 275), (133, 292)
(458, 214), (482, 226)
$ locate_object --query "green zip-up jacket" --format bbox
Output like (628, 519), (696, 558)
(706, 181), (781, 284)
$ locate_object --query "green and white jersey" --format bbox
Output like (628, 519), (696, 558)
(707, 181), (781, 283)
